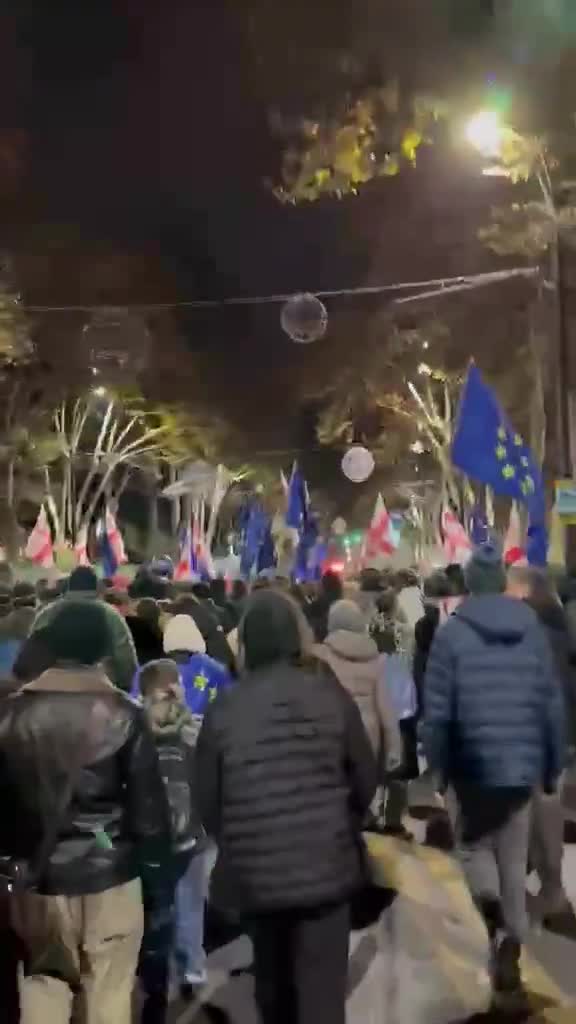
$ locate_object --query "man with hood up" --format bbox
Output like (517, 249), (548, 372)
(424, 540), (565, 998)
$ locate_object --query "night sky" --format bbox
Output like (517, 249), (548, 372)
(0, 1), (572, 510)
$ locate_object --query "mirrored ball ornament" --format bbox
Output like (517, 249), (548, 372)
(341, 446), (375, 483)
(281, 292), (328, 344)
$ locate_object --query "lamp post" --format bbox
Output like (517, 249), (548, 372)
(466, 111), (573, 482)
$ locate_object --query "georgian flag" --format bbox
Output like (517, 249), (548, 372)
(504, 502), (527, 566)
(365, 494), (396, 560)
(175, 522), (192, 580)
(74, 525), (91, 567)
(442, 506), (472, 565)
(98, 507), (127, 578)
(105, 508), (126, 566)
(25, 505), (54, 568)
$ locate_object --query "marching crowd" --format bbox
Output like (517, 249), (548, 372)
(0, 543), (573, 1024)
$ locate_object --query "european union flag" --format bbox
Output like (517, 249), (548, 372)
(285, 464), (309, 531)
(240, 499), (267, 579)
(257, 522), (277, 573)
(295, 513), (319, 581)
(97, 516), (118, 577)
(452, 364), (547, 565)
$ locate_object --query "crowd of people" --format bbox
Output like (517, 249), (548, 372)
(0, 542), (573, 1023)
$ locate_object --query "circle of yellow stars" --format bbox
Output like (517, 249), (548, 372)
(495, 426), (535, 497)
(193, 671), (218, 702)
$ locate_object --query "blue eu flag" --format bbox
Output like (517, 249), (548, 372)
(97, 518), (118, 577)
(285, 464), (309, 531)
(257, 522), (277, 573)
(240, 499), (267, 579)
(452, 364), (547, 564)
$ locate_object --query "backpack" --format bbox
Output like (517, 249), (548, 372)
(155, 737), (199, 852)
(382, 653), (418, 721)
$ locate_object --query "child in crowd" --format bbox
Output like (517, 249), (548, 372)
(138, 658), (209, 1022)
(139, 613), (232, 722)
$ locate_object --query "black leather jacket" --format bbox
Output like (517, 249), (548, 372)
(0, 668), (171, 896)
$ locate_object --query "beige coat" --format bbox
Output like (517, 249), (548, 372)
(314, 630), (402, 765)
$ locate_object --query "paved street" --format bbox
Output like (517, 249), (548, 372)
(164, 828), (576, 1024)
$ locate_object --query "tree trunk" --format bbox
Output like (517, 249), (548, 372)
(147, 480), (159, 558)
(6, 460), (15, 509)
(528, 299), (547, 469)
(168, 465), (180, 536)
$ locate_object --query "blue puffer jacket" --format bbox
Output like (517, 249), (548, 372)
(423, 595), (565, 790)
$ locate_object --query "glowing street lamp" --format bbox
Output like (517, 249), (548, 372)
(466, 109), (572, 479)
(465, 110), (504, 159)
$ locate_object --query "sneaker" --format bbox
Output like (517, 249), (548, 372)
(180, 971), (207, 1001)
(490, 934), (522, 994)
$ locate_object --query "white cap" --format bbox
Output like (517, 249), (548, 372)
(163, 614), (206, 655)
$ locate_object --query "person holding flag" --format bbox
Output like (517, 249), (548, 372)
(423, 366), (565, 996)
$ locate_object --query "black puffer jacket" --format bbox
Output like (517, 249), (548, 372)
(196, 589), (376, 914)
(197, 666), (375, 913)
(0, 668), (171, 896)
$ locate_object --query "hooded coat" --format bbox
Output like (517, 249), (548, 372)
(314, 630), (401, 764)
(424, 595), (565, 791)
(195, 590), (376, 913)
(31, 592), (137, 692)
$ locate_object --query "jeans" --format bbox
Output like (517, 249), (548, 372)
(174, 850), (210, 983)
(454, 785), (532, 943)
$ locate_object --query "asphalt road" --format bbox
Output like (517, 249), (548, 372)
(159, 822), (576, 1024)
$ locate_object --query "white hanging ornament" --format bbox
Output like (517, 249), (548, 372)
(341, 446), (375, 483)
(281, 292), (327, 344)
(331, 516), (347, 536)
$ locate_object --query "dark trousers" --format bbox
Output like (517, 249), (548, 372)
(139, 854), (191, 1024)
(248, 902), (350, 1024)
(0, 890), (21, 1024)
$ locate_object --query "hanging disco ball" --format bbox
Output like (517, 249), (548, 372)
(281, 292), (328, 344)
(341, 446), (375, 483)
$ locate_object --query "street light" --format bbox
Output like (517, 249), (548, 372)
(465, 111), (504, 159)
(466, 110), (573, 482)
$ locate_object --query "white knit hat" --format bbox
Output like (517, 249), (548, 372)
(163, 614), (206, 655)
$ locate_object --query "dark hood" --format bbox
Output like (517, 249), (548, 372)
(241, 590), (302, 670)
(455, 595), (537, 644)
